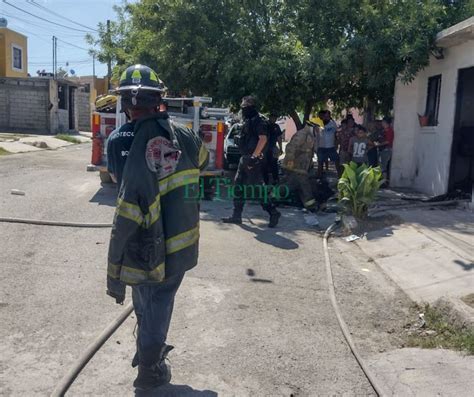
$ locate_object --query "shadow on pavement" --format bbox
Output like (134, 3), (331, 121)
(239, 223), (299, 250)
(453, 259), (474, 271)
(89, 185), (117, 207)
(135, 384), (218, 396)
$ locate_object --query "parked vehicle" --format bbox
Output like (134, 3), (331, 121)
(90, 96), (230, 197)
(224, 123), (242, 170)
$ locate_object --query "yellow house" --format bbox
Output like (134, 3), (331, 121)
(0, 27), (28, 78)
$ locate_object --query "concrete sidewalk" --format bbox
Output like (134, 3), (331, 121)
(0, 133), (90, 154)
(351, 204), (474, 396)
(356, 206), (473, 306)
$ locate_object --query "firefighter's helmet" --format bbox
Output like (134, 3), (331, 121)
(116, 64), (166, 93)
(116, 64), (166, 110)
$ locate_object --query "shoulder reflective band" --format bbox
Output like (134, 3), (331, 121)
(108, 262), (165, 284)
(166, 226), (199, 255)
(116, 198), (144, 226)
(199, 145), (209, 168)
(159, 168), (200, 196)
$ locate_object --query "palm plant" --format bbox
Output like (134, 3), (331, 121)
(337, 162), (384, 219)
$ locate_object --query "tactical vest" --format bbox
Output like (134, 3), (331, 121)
(282, 125), (315, 174)
(107, 113), (209, 289)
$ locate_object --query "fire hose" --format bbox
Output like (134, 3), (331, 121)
(0, 199), (465, 396)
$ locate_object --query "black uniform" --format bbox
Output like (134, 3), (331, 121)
(232, 113), (278, 217)
(107, 121), (136, 188)
(263, 122), (282, 184)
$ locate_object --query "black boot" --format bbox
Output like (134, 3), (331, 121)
(221, 213), (242, 224)
(133, 345), (174, 391)
(268, 210), (281, 228)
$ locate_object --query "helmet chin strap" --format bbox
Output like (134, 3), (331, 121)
(131, 88), (139, 106)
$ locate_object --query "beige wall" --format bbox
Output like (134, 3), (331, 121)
(392, 39), (474, 196)
(0, 28), (28, 78)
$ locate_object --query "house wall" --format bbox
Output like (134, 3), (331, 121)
(0, 78), (49, 132)
(392, 39), (474, 196)
(0, 28), (28, 78)
(76, 89), (91, 131)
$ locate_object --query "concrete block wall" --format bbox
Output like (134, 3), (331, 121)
(0, 77), (49, 132)
(76, 90), (91, 131)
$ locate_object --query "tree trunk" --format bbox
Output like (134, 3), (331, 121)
(363, 97), (376, 126)
(289, 110), (303, 130)
(303, 100), (313, 123)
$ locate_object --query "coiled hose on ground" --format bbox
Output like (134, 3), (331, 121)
(0, 199), (466, 396)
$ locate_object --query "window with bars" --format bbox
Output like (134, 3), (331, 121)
(425, 75), (442, 126)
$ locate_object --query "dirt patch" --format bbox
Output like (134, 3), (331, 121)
(462, 294), (474, 309)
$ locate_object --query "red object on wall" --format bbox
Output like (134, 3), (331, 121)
(215, 121), (225, 169)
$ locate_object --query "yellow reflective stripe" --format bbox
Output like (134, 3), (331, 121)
(304, 199), (316, 208)
(166, 226), (199, 255)
(149, 70), (158, 82)
(116, 198), (144, 225)
(198, 145), (209, 168)
(120, 70), (127, 81)
(159, 169), (199, 196)
(121, 263), (165, 284)
(108, 262), (121, 279)
(144, 194), (161, 228)
(131, 69), (142, 79)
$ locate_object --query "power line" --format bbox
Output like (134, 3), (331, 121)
(57, 38), (90, 52)
(2, 0), (94, 33)
(26, 0), (98, 32)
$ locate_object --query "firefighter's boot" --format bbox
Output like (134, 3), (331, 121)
(221, 210), (242, 224)
(268, 210), (281, 228)
(133, 345), (174, 391)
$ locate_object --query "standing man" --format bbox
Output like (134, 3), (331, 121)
(222, 96), (281, 227)
(263, 112), (283, 185)
(317, 110), (341, 177)
(376, 116), (394, 185)
(106, 64), (209, 391)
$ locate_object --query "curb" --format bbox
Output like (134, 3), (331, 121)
(432, 297), (474, 331)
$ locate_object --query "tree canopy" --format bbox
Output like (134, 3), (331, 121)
(88, 0), (473, 125)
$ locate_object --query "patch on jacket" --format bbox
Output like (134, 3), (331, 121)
(145, 136), (181, 179)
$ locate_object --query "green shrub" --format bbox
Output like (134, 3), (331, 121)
(337, 162), (383, 219)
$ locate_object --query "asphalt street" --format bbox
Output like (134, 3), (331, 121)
(0, 143), (411, 396)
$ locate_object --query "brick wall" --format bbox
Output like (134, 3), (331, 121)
(0, 78), (50, 132)
(76, 90), (91, 131)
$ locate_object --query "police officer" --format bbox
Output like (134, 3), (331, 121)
(106, 64), (209, 391)
(222, 96), (281, 227)
(263, 112), (283, 185)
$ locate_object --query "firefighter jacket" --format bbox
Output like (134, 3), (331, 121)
(282, 124), (315, 174)
(107, 113), (209, 303)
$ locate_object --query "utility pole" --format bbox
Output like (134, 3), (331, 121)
(52, 35), (55, 78)
(106, 19), (111, 90)
(52, 36), (58, 79)
(92, 53), (96, 79)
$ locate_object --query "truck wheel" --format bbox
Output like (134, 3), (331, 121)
(100, 171), (113, 184)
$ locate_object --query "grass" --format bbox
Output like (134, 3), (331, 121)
(407, 304), (474, 354)
(55, 134), (83, 144)
(0, 147), (11, 155)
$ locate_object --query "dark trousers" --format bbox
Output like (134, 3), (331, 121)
(367, 147), (378, 167)
(132, 274), (184, 366)
(263, 153), (279, 185)
(232, 155), (276, 216)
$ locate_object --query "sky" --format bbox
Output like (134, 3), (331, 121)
(0, 0), (131, 78)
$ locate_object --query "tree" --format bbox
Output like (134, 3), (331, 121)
(88, 0), (472, 124)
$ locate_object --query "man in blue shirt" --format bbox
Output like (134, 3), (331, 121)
(106, 120), (136, 188)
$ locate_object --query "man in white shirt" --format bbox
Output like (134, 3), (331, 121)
(317, 110), (342, 177)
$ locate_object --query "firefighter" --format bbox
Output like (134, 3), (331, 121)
(263, 111), (284, 185)
(277, 122), (318, 211)
(222, 96), (281, 227)
(106, 64), (209, 391)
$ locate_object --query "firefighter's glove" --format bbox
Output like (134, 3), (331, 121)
(107, 277), (126, 305)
